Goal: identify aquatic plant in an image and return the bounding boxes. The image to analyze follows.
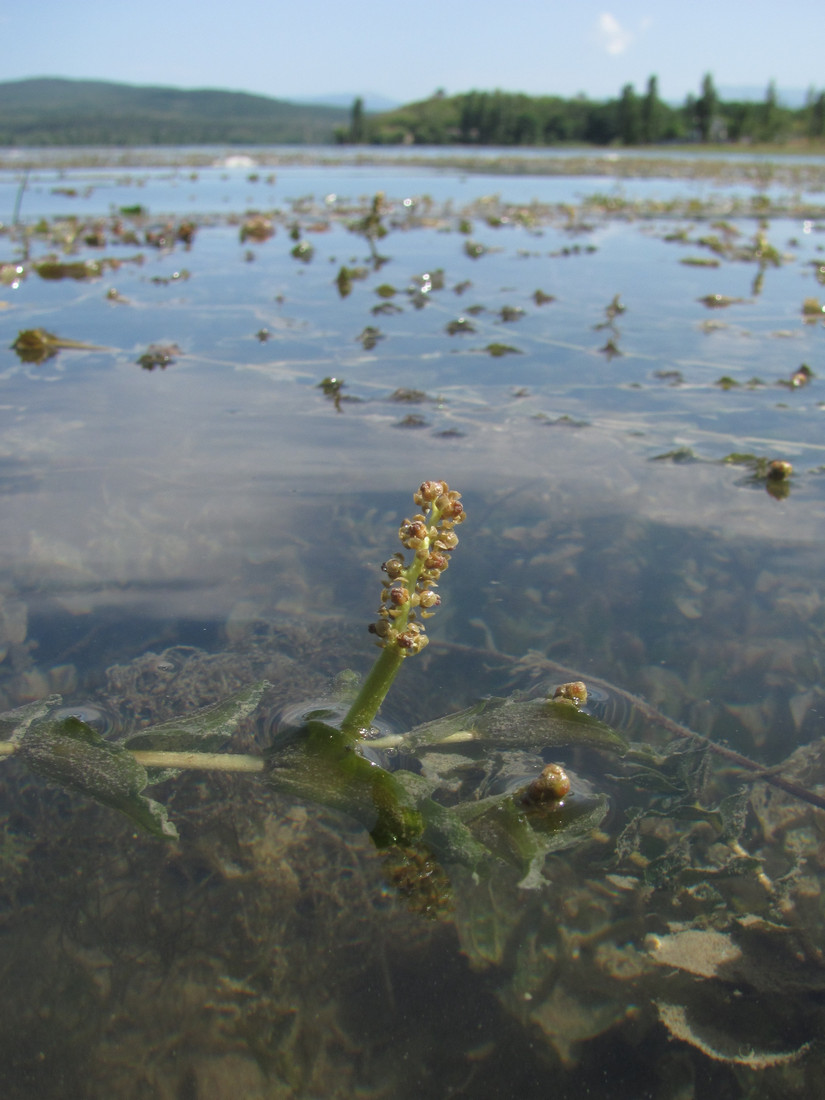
[349,192,389,264]
[0,481,625,886]
[10,328,105,363]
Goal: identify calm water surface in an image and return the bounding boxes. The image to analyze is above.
[1,152,824,1098]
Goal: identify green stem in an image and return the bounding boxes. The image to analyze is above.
[340,644,404,739]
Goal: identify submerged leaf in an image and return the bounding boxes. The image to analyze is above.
[124,681,270,753]
[655,1001,809,1068]
[403,696,627,755]
[18,714,177,839]
[0,694,63,748]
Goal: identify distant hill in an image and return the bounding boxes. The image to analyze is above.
[0,77,350,146]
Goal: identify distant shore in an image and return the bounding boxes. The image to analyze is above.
[2,144,825,189]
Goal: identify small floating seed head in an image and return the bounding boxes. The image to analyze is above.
[371,480,465,657]
[520,763,572,807]
[552,681,589,708]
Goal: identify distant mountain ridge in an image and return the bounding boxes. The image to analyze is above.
[0,77,351,146]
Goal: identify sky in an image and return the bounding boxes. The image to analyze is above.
[1,0,823,106]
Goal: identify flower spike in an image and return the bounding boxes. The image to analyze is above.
[369,481,465,657]
[342,481,466,738]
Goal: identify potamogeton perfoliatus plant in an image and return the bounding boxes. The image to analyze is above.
[340,480,465,737]
[0,481,467,840]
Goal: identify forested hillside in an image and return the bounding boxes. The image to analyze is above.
[4,75,824,148]
[0,78,349,145]
[361,77,825,146]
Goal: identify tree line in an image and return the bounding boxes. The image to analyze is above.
[343,76,825,146]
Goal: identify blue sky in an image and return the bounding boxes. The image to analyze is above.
[1,1,823,105]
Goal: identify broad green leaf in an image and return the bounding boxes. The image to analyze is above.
[455,787,609,888]
[393,770,489,868]
[19,714,178,839]
[124,681,270,752]
[0,694,63,750]
[404,696,627,755]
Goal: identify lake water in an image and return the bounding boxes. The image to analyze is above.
[1,149,825,1098]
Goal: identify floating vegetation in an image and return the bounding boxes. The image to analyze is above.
[680,256,721,267]
[35,258,104,280]
[136,343,180,370]
[801,296,825,321]
[498,305,525,322]
[318,375,344,398]
[538,413,589,428]
[779,363,814,388]
[651,446,699,463]
[239,214,274,243]
[533,288,555,304]
[10,328,104,363]
[291,241,314,262]
[334,264,368,297]
[599,338,622,358]
[0,262,26,287]
[317,375,358,411]
[723,453,795,497]
[483,343,522,357]
[374,283,397,298]
[149,268,189,285]
[464,240,487,259]
[445,317,476,335]
[653,369,684,384]
[356,326,384,350]
[387,388,430,403]
[715,375,740,390]
[594,293,625,329]
[347,191,389,264]
[393,413,429,429]
[698,294,746,308]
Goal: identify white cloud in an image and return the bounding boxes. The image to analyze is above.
[597,13,633,56]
